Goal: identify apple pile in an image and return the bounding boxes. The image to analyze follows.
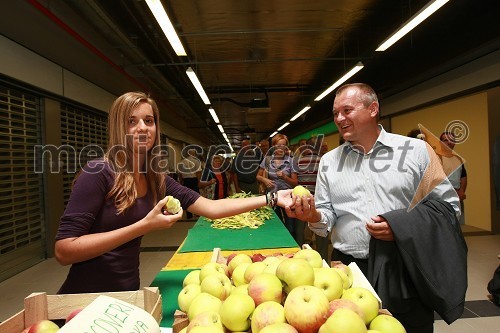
[177,248,406,333]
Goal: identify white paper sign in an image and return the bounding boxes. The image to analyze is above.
[59,295,160,333]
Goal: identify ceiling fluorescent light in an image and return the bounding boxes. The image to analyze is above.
[186,67,211,105]
[145,0,187,56]
[270,131,278,138]
[217,124,224,133]
[277,122,290,131]
[376,0,449,51]
[208,107,220,123]
[314,62,364,101]
[290,105,311,122]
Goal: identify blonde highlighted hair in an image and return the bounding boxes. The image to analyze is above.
[105,92,166,214]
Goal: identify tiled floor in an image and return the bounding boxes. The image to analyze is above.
[0,222,499,333]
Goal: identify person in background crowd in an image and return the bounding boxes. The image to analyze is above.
[231,138,262,194]
[288,83,462,333]
[256,134,301,242]
[199,154,230,200]
[407,128,426,140]
[295,137,329,259]
[55,92,294,295]
[440,131,467,224]
[259,138,270,157]
[178,148,201,219]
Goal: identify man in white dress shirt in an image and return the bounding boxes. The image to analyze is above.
[288,83,460,333]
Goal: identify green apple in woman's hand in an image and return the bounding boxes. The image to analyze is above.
[164,196,181,214]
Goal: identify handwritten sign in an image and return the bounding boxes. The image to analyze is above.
[59,295,160,333]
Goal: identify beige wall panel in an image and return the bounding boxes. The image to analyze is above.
[0,35,63,94]
[391,93,491,231]
[62,70,115,112]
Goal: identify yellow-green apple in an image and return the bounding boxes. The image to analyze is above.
[263,256,282,266]
[231,284,249,295]
[186,310,224,332]
[183,269,201,286]
[262,260,281,275]
[251,301,286,333]
[259,323,298,333]
[187,292,222,321]
[189,326,224,333]
[332,262,354,287]
[333,267,351,289]
[232,262,251,286]
[327,298,365,319]
[200,272,232,300]
[178,328,187,333]
[292,185,311,197]
[313,267,344,301]
[367,331,383,333]
[276,258,315,293]
[199,262,228,282]
[341,287,380,325]
[178,283,202,312]
[248,272,283,305]
[164,195,182,214]
[283,285,330,332]
[369,314,406,333]
[227,253,252,276]
[244,261,267,283]
[65,308,83,323]
[294,248,323,268]
[318,308,367,333]
[219,294,255,332]
[27,320,59,333]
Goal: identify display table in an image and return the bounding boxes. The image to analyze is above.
[150,212,300,327]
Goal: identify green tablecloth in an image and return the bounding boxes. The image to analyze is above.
[150,269,193,328]
[178,212,298,252]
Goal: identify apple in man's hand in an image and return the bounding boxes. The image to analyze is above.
[27,319,59,333]
[292,185,311,197]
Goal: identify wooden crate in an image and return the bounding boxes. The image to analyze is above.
[0,287,162,333]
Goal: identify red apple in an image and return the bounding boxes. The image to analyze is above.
[226,253,238,265]
[252,253,266,262]
[65,308,83,323]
